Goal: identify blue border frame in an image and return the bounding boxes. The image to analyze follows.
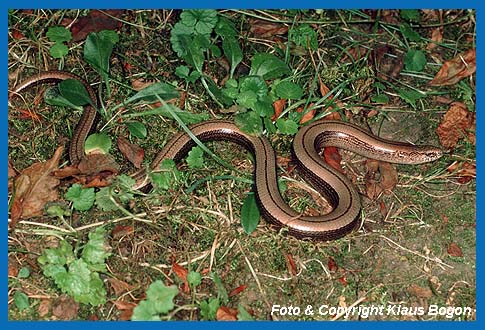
[4,1,480,328]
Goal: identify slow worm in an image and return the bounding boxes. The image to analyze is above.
[10,71,443,240]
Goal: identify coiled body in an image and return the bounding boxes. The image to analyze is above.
[10,71,443,240]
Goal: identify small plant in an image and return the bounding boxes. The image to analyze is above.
[37,227,111,306]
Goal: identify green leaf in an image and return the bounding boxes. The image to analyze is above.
[95,182,134,212]
[199,297,220,320]
[215,16,238,37]
[58,79,95,107]
[37,235,109,306]
[253,95,274,117]
[84,30,119,92]
[18,267,30,279]
[276,118,299,135]
[222,36,243,79]
[289,24,318,50]
[170,21,195,57]
[179,34,205,72]
[175,65,201,83]
[44,87,83,110]
[398,88,426,107]
[46,26,72,43]
[131,300,161,321]
[240,193,260,234]
[275,81,304,100]
[400,9,421,23]
[49,42,69,59]
[187,271,202,288]
[236,90,258,109]
[234,111,263,136]
[124,82,180,105]
[14,291,29,311]
[65,184,96,211]
[146,281,179,315]
[237,304,254,320]
[400,23,421,42]
[126,121,147,139]
[85,132,111,155]
[371,94,389,104]
[211,272,229,304]
[150,159,181,191]
[249,53,291,80]
[404,49,426,71]
[180,10,218,35]
[239,76,268,98]
[186,146,205,169]
[82,227,110,270]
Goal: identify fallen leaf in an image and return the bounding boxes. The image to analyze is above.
[365,160,398,200]
[38,299,51,318]
[436,102,475,149]
[429,49,476,86]
[216,306,238,321]
[340,46,367,63]
[427,27,443,51]
[131,78,156,91]
[71,10,123,41]
[323,147,344,174]
[297,103,316,124]
[11,29,25,40]
[10,147,63,227]
[271,99,286,120]
[117,137,144,169]
[52,294,79,320]
[112,225,135,238]
[112,300,137,320]
[338,277,348,286]
[8,262,18,277]
[447,243,463,257]
[407,284,432,299]
[229,284,248,297]
[328,257,338,272]
[78,153,120,176]
[249,19,288,38]
[108,278,133,296]
[286,254,298,276]
[172,260,189,293]
[370,45,404,80]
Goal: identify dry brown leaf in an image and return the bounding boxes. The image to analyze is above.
[70,10,123,41]
[271,99,287,120]
[429,49,476,86]
[323,147,344,174]
[52,294,79,320]
[436,102,475,149]
[112,300,137,320]
[285,254,298,276]
[365,160,398,200]
[172,260,189,293]
[10,147,63,227]
[447,243,463,257]
[407,284,433,299]
[117,137,144,169]
[229,284,247,297]
[77,153,120,176]
[249,19,288,38]
[216,306,238,321]
[108,278,133,296]
[38,299,52,318]
[370,45,404,80]
[131,78,156,91]
[328,256,338,272]
[297,103,316,124]
[427,27,443,51]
